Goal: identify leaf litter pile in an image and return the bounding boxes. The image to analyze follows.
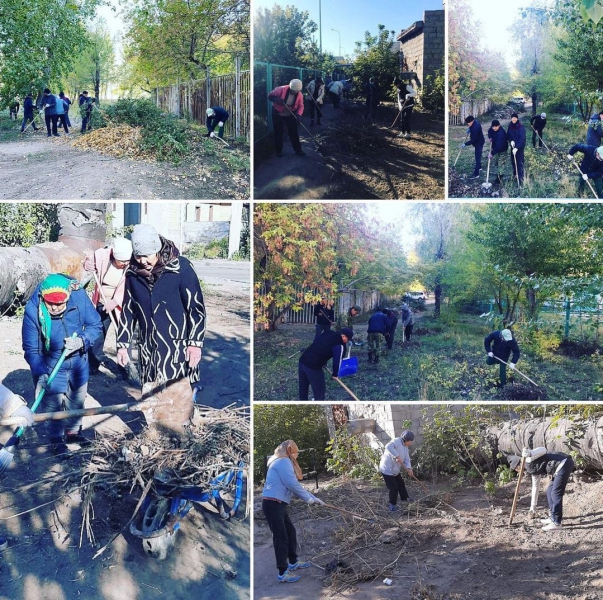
[71,124,151,160]
[71,405,249,549]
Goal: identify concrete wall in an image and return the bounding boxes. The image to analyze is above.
[422,10,445,84]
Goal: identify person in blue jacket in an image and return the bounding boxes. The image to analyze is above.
[484,328,520,386]
[20,93,40,133]
[262,440,325,583]
[567,143,603,196]
[586,112,603,147]
[507,113,526,186]
[463,115,485,179]
[22,274,102,454]
[54,91,69,135]
[298,328,353,400]
[206,106,229,139]
[487,120,508,185]
[41,88,58,137]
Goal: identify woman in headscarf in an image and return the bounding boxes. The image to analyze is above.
[22,274,102,454]
[262,440,325,583]
[116,224,206,387]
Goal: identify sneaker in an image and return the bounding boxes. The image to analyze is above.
[47,134,52,138]
[53,134,60,137]
[288,560,311,571]
[540,517,553,525]
[405,497,415,503]
[404,133,411,139]
[65,432,93,447]
[542,521,562,531]
[388,503,400,512]
[278,570,301,583]
[469,174,480,180]
[0,537,8,551]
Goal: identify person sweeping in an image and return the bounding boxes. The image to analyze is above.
[484,328,520,387]
[262,440,325,583]
[507,448,574,531]
[268,78,305,157]
[379,430,415,512]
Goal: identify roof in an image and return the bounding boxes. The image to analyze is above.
[397,21,424,42]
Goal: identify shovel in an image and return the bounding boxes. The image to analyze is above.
[508,455,526,526]
[571,160,599,199]
[481,142,493,193]
[0,333,76,474]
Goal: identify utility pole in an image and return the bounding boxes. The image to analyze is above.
[319,0,322,53]
[331,28,341,57]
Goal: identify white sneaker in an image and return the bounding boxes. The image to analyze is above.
[542,522,562,531]
[540,517,553,525]
[404,133,410,139]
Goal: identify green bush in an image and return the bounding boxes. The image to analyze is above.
[0,204,59,247]
[184,237,230,260]
[325,429,381,481]
[421,66,445,114]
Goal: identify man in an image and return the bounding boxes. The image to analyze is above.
[298,328,354,400]
[462,115,485,179]
[9,99,20,120]
[397,82,417,140]
[363,77,380,121]
[268,79,305,157]
[335,305,360,358]
[487,120,508,185]
[313,298,334,341]
[567,143,603,196]
[507,113,526,185]
[42,88,58,137]
[586,111,603,146]
[507,447,574,531]
[79,91,93,133]
[379,430,415,511]
[530,112,547,148]
[20,93,39,133]
[484,328,520,386]
[367,307,393,364]
[328,79,345,109]
[206,106,229,139]
[54,90,69,135]
[400,302,414,341]
[59,92,72,128]
[306,77,325,126]
[384,308,398,350]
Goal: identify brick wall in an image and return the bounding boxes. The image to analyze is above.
[422,10,445,84]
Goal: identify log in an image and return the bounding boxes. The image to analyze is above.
[0,204,106,310]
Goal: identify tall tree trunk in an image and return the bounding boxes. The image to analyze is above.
[434,281,442,318]
[0,204,106,310]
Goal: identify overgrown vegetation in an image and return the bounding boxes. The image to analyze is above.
[326,429,381,482]
[0,204,59,246]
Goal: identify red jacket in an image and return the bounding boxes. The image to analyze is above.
[269,85,304,117]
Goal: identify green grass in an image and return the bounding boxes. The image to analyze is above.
[0,111,25,142]
[254,310,603,401]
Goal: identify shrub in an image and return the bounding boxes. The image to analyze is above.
[325,429,381,481]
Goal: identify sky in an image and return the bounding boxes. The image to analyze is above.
[253,0,444,57]
[369,203,421,252]
[95,0,125,63]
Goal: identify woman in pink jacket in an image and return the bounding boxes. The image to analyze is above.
[268,78,305,157]
[83,237,132,373]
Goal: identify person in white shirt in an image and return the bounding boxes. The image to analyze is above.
[508,447,574,531]
[379,430,415,511]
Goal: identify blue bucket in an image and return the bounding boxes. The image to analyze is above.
[338,356,358,378]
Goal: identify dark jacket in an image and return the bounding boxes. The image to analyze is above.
[117,245,206,385]
[42,94,57,116]
[525,452,571,476]
[22,282,102,395]
[314,303,334,327]
[568,144,603,179]
[207,106,229,132]
[364,82,380,106]
[466,120,485,148]
[367,311,393,334]
[507,121,526,150]
[23,97,35,119]
[61,96,72,112]
[586,114,603,147]
[299,330,345,376]
[384,310,398,334]
[487,126,508,155]
[484,331,520,364]
[530,115,547,132]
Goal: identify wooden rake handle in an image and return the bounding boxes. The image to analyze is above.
[571,161,599,199]
[492,356,539,387]
[323,367,360,401]
[321,501,372,521]
[509,455,526,525]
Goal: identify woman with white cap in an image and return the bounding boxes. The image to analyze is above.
[484,328,521,387]
[116,224,206,387]
[262,440,325,583]
[268,78,305,157]
[379,430,415,511]
[83,237,133,373]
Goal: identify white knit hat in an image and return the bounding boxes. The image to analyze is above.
[289,79,303,92]
[112,237,132,261]
[131,224,161,256]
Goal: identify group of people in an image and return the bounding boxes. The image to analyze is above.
[13,224,205,456]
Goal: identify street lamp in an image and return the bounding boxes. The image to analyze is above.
[331,28,341,57]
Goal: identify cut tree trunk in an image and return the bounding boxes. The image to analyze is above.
[0,204,106,310]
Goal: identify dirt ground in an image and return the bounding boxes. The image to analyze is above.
[254,474,603,600]
[254,101,445,200]
[0,129,249,201]
[0,279,250,600]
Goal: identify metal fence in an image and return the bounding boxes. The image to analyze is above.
[154,60,251,140]
[449,98,493,125]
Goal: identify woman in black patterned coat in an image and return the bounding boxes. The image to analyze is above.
[116,224,206,385]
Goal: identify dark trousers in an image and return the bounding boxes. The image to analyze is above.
[82,115,91,132]
[386,323,397,349]
[473,143,484,176]
[578,175,603,196]
[511,147,525,184]
[298,362,326,400]
[329,92,340,108]
[309,100,322,122]
[404,323,414,341]
[314,323,331,341]
[486,355,507,385]
[272,110,301,153]
[57,114,69,133]
[89,304,112,369]
[45,114,58,136]
[364,99,377,119]
[546,457,574,525]
[262,499,298,574]
[381,472,409,505]
[401,106,414,134]
[21,116,38,132]
[532,129,544,147]
[65,111,72,128]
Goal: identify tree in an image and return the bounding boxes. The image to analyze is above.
[352,25,399,95]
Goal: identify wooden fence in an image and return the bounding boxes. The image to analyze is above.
[154,63,251,140]
[449,98,493,126]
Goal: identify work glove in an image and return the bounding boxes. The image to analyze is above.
[272,97,285,105]
[36,373,49,390]
[460,143,466,149]
[210,132,216,138]
[488,152,493,160]
[522,448,532,458]
[488,352,494,358]
[512,148,518,155]
[185,345,202,369]
[308,495,325,506]
[511,141,515,148]
[11,405,34,427]
[582,173,588,181]
[64,335,84,356]
[117,348,130,367]
[218,121,224,127]
[102,298,118,313]
[509,362,516,370]
[567,154,574,161]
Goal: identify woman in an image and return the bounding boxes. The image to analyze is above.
[307,77,325,126]
[262,440,325,583]
[379,430,415,511]
[22,274,102,454]
[116,224,205,386]
[268,79,305,157]
[83,237,132,372]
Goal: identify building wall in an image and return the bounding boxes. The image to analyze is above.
[399,31,424,85]
[422,10,445,84]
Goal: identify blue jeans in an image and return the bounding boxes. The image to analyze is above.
[36,380,87,438]
[546,457,574,524]
[20,116,38,132]
[298,362,326,400]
